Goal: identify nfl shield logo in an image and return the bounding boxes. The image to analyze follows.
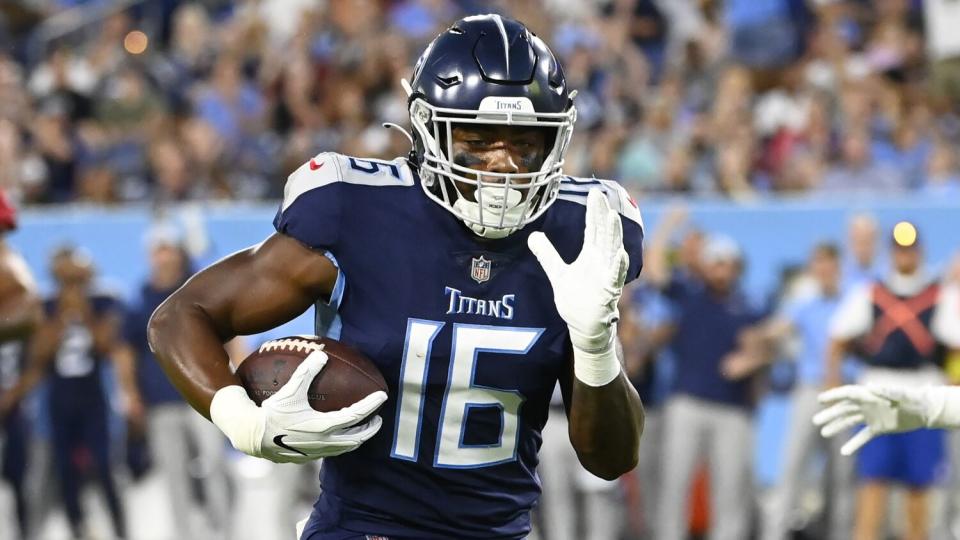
[470,256,492,284]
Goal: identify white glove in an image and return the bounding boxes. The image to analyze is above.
[813,385,960,456]
[210,349,387,464]
[528,188,629,387]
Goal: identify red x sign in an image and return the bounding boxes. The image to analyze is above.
[865,283,940,356]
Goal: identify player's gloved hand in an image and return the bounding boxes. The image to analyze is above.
[813,385,960,456]
[210,349,387,464]
[528,188,628,387]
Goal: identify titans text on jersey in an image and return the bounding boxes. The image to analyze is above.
[444,287,515,319]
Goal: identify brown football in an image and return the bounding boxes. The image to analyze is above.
[236,335,388,412]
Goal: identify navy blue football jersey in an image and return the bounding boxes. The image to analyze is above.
[274,153,644,539]
[43,293,120,411]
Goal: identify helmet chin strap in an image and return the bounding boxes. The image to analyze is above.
[452,186,525,239]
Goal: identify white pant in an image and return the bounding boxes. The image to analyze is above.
[935,429,960,539]
[148,403,232,540]
[656,395,754,540]
[762,384,854,540]
[535,407,621,540]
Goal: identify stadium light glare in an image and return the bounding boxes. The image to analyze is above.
[893,221,918,247]
[124,31,148,55]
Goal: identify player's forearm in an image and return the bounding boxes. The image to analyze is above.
[740,326,772,363]
[568,373,644,480]
[112,344,143,405]
[762,318,794,344]
[824,339,847,388]
[643,208,685,287]
[147,296,240,419]
[643,236,671,288]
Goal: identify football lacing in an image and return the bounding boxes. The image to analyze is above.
[257,338,325,355]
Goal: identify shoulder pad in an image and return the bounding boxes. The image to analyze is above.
[282,153,415,212]
[558,176,644,230]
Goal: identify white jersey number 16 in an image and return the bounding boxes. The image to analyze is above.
[390,319,543,468]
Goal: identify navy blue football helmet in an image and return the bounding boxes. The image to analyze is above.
[405,14,577,238]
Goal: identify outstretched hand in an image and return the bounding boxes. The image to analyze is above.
[528,189,629,354]
[813,385,929,456]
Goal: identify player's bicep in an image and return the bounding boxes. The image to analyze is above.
[178,233,338,338]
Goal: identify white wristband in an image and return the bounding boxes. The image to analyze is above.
[573,336,621,387]
[924,386,960,429]
[210,385,264,457]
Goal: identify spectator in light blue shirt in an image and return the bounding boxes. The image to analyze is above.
[761,243,856,540]
[920,143,960,196]
[194,54,265,151]
[820,130,909,193]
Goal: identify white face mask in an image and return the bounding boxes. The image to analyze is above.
[407,94,577,239]
[452,186,525,239]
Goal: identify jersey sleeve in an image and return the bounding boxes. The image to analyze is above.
[932,283,960,348]
[555,177,644,282]
[603,180,645,283]
[622,217,644,284]
[829,283,873,340]
[122,302,145,347]
[273,152,344,252]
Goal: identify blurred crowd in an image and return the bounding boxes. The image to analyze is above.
[0,0,960,205]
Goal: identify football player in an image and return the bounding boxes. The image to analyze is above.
[149,15,645,539]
